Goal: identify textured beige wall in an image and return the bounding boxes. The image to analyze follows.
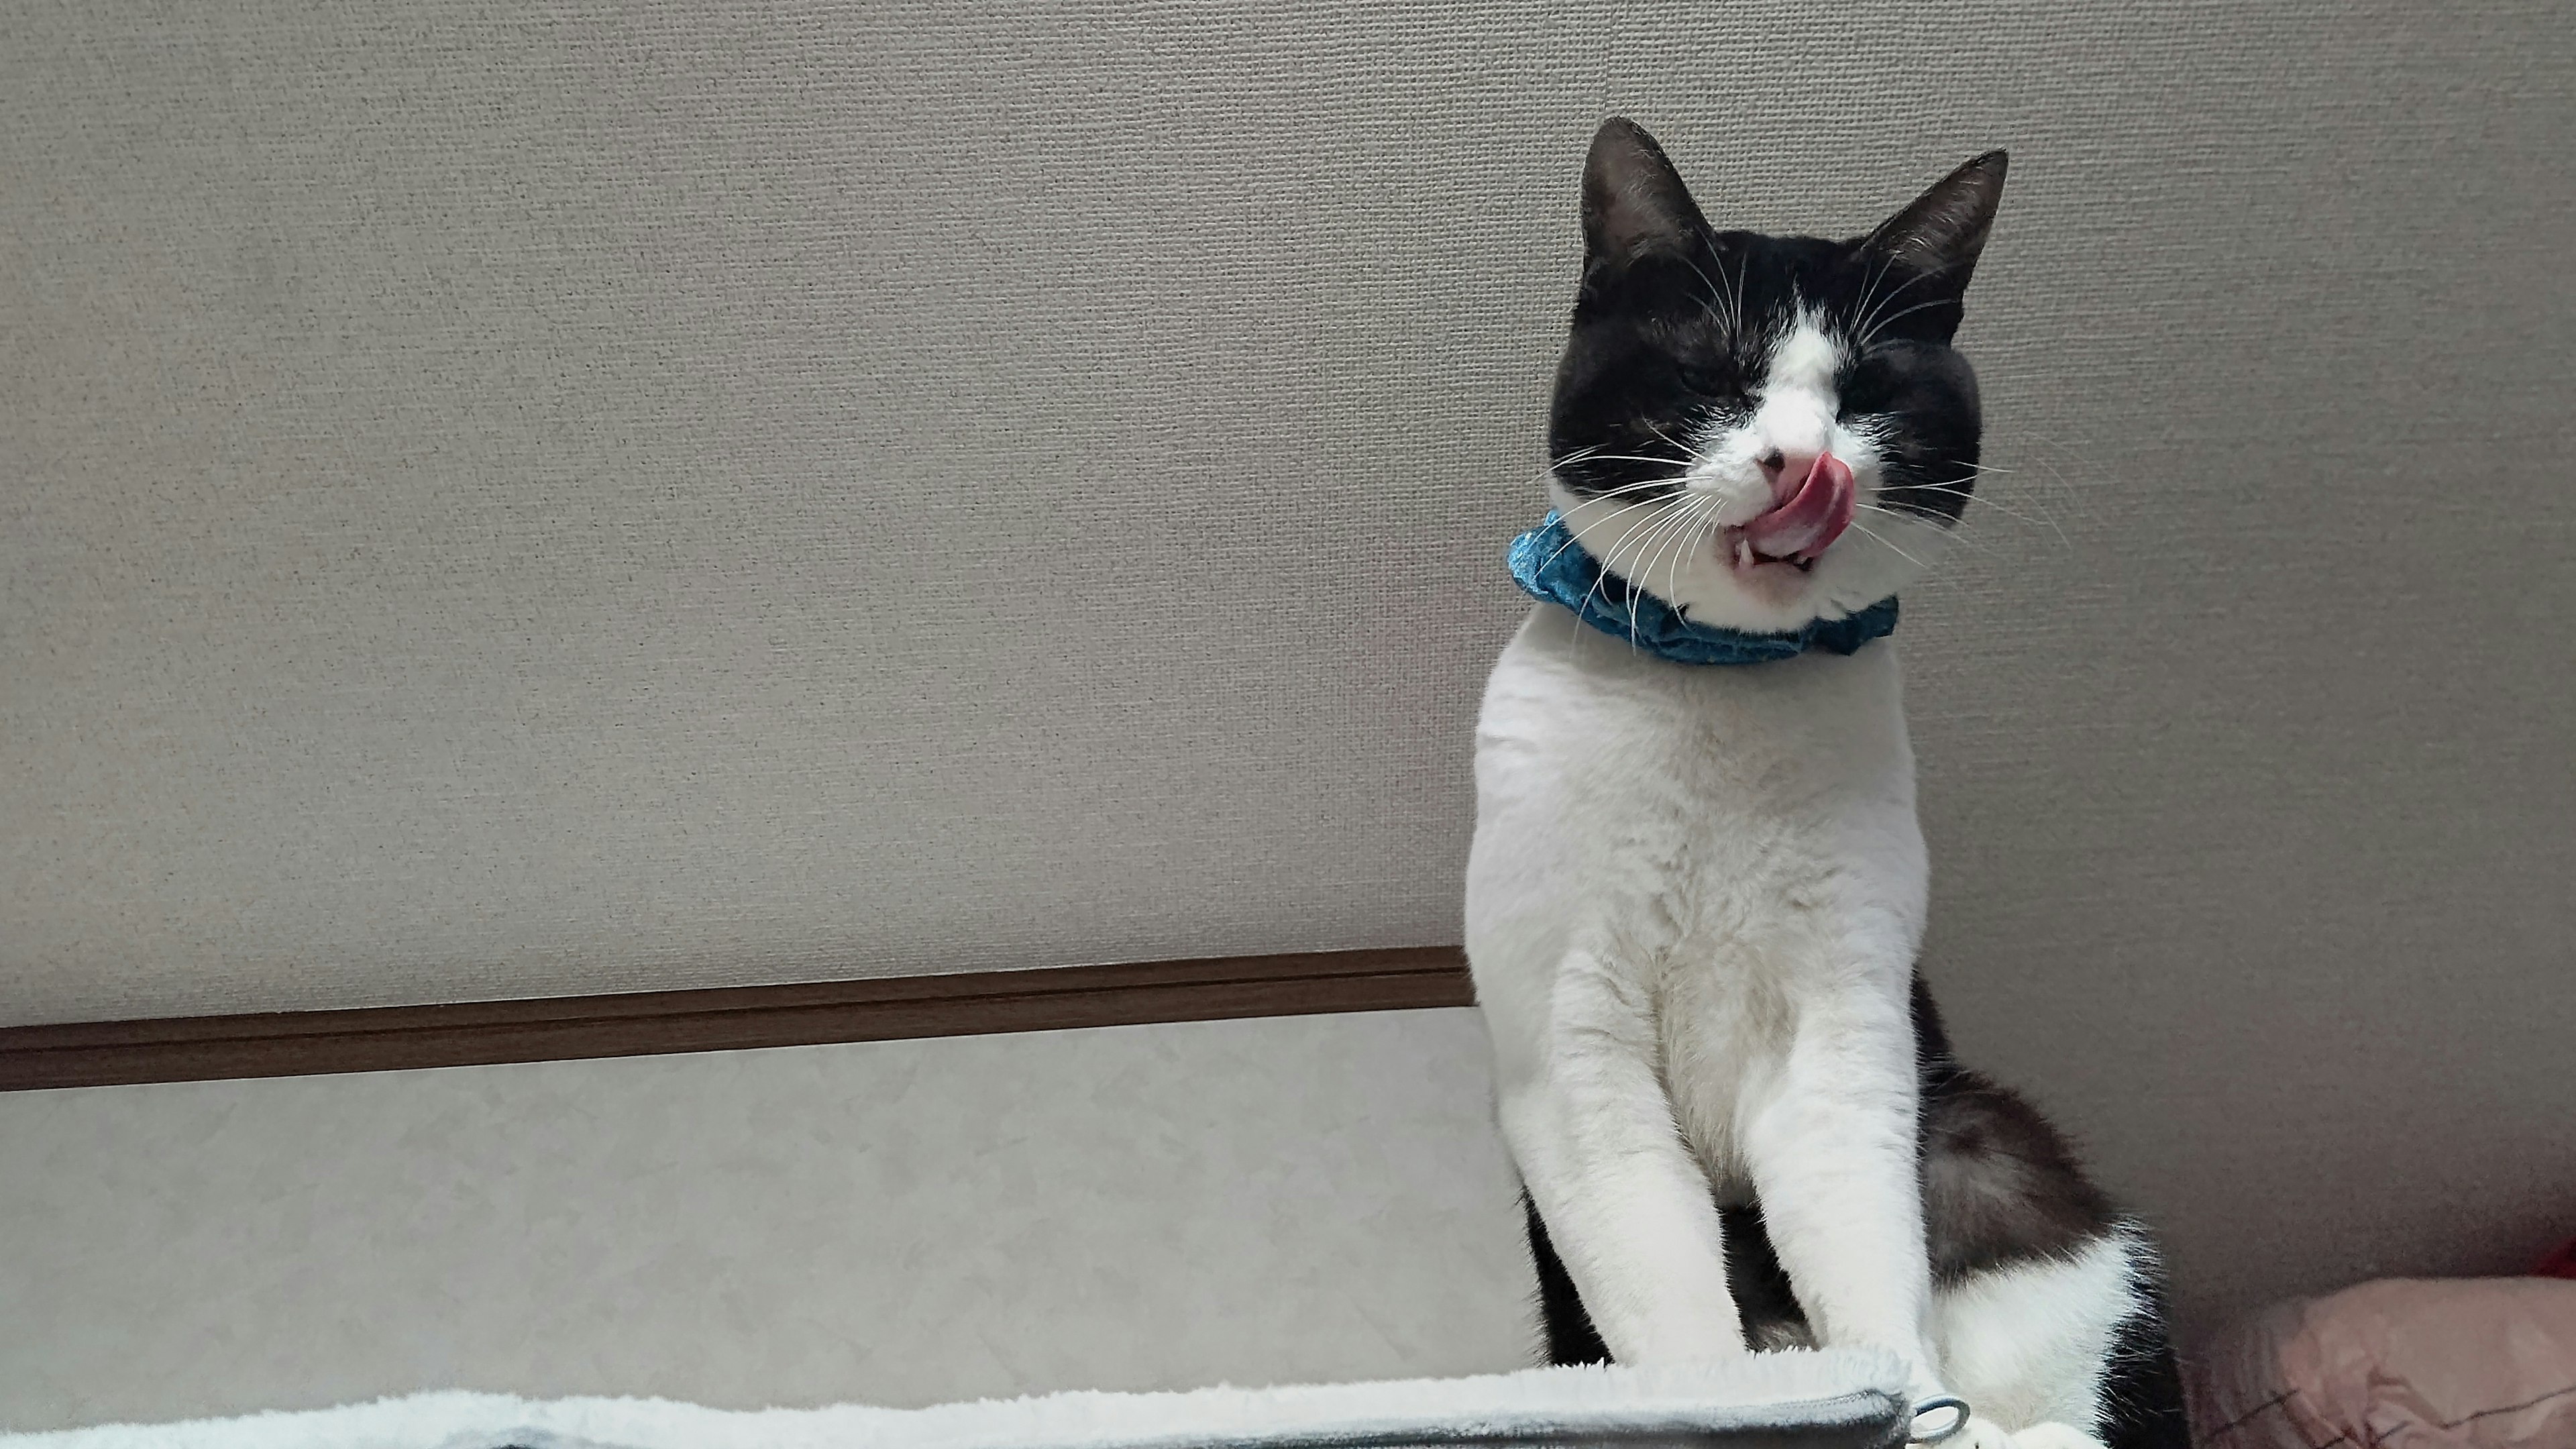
[0,1011,1534,1432]
[5,0,2572,1347]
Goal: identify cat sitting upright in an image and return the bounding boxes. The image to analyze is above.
[1463,119,2188,1449]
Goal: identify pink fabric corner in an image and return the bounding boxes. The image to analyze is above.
[2190,1278,2576,1448]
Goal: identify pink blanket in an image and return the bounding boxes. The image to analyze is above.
[2188,1278,2576,1448]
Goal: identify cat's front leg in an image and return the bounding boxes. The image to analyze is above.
[1737,977,1945,1395]
[1496,949,1748,1362]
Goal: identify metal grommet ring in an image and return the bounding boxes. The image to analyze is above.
[1909,1395,1972,1445]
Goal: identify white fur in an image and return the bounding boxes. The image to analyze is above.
[1933,1231,2157,1442]
[1468,615,1935,1375]
[1468,325,2136,1448]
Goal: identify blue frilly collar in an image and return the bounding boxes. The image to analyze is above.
[1507,512,1899,665]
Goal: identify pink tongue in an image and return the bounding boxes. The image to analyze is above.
[1745,452,1856,559]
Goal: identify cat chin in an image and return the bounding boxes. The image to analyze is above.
[1550,481,1948,635]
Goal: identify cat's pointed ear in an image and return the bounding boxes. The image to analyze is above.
[1582,118,1708,262]
[1861,150,2008,278]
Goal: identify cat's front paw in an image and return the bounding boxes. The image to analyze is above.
[1937,1417,2016,1449]
[1933,1417,2104,1449]
[2000,1424,2106,1449]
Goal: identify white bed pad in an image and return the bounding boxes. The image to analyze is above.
[6,1350,1924,1449]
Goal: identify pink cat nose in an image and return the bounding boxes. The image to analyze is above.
[1759,448,1821,506]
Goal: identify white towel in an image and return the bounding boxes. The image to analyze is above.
[7,1350,1916,1449]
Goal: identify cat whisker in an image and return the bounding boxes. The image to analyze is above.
[1842,517,1931,572]
[1855,501,1998,557]
[1583,496,1709,654]
[1554,476,1699,510]
[1719,246,1750,338]
[1856,294,1957,351]
[1648,494,1710,621]
[1544,493,1714,584]
[1568,505,1673,655]
[1896,476,2071,544]
[1846,254,1911,350]
[1850,266,1943,352]
[1674,253,1743,341]
[1625,498,1717,648]
[1990,431,2105,506]
[1541,501,1661,574]
[1655,494,1719,612]
[1882,486,2053,530]
[1556,452,1699,469]
[1621,500,1701,641]
[1642,419,1704,460]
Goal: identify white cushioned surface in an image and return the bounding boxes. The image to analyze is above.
[0,1356,1913,1449]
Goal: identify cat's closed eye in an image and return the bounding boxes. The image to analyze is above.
[1833,357,1889,420]
[1673,357,1741,398]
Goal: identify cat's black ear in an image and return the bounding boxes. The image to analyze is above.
[1861,150,2008,278]
[1582,118,1708,262]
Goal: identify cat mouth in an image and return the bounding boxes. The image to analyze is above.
[1725,453,1856,576]
[1725,538,1818,573]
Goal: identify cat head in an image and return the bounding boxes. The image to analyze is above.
[1547,119,2006,634]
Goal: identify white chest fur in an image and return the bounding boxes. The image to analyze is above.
[1465,602,1929,1159]
[1464,602,1937,1371]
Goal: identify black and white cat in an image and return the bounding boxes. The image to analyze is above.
[1464,120,2189,1449]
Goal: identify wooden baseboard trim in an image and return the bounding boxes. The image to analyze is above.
[0,947,1474,1091]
